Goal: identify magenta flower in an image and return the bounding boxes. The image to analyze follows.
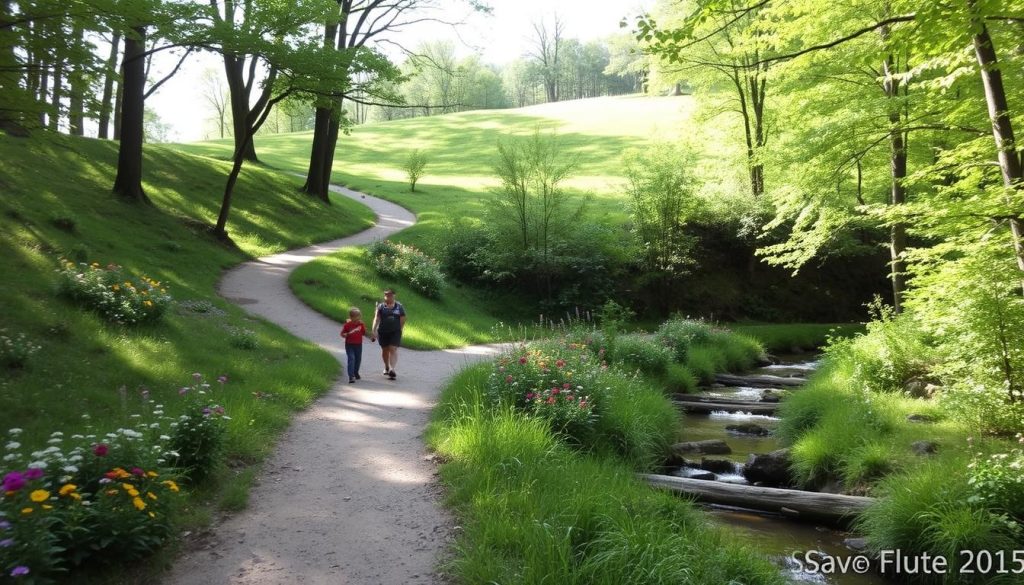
[526,393,535,400]
[10,566,29,577]
[93,443,109,457]
[217,375,228,384]
[23,468,43,481]
[518,357,527,365]
[2,471,26,492]
[131,467,145,477]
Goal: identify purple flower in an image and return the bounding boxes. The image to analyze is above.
[0,520,10,530]
[24,468,43,481]
[217,375,228,384]
[202,407,211,417]
[192,372,202,381]
[179,387,189,396]
[0,539,13,548]
[2,471,26,492]
[131,467,145,477]
[93,443,109,457]
[10,566,29,577]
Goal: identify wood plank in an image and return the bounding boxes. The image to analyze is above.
[714,373,806,388]
[640,473,874,526]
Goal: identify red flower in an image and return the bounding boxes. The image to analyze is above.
[104,471,118,480]
[93,444,109,457]
[556,359,566,368]
[518,357,528,365]
[562,383,571,389]
[546,396,556,404]
[506,375,514,383]
[552,388,560,395]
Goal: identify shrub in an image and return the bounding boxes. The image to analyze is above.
[608,333,672,376]
[0,330,40,369]
[403,149,428,192]
[656,317,714,362]
[367,240,445,298]
[169,374,231,483]
[56,260,173,325]
[484,341,604,443]
[435,217,488,282]
[226,326,259,350]
[967,435,1024,524]
[941,383,1024,436]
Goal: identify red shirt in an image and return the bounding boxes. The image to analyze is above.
[341,321,366,344]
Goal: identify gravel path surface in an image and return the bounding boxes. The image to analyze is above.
[161,185,501,585]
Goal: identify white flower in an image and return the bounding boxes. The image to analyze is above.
[43,446,60,454]
[153,411,164,416]
[71,435,84,440]
[159,435,171,441]
[98,478,112,484]
[27,461,47,469]
[129,414,141,419]
[60,475,72,483]
[149,423,160,429]
[50,432,63,438]
[68,455,83,463]
[47,438,62,445]
[3,454,18,462]
[7,428,22,435]
[5,442,20,450]
[62,465,78,473]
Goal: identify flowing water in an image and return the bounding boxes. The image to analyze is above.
[674,356,889,585]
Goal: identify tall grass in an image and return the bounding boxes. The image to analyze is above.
[428,363,785,585]
[728,322,864,352]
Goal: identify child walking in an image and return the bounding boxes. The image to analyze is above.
[340,307,367,383]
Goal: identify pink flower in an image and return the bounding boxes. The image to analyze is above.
[546,396,556,404]
[131,467,145,477]
[519,357,528,365]
[93,444,109,457]
[566,395,574,401]
[562,383,571,389]
[556,359,566,368]
[23,468,43,481]
[2,472,26,492]
[526,393,535,400]
[506,375,514,383]
[552,388,560,395]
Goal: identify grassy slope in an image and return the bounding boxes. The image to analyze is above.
[174,95,696,250]
[0,132,374,473]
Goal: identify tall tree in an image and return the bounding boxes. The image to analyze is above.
[528,14,565,103]
[111,25,149,202]
[97,31,120,139]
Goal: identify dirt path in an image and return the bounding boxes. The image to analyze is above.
[161,185,501,585]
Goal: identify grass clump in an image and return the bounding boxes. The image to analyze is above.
[428,360,785,585]
[367,239,445,298]
[608,333,673,377]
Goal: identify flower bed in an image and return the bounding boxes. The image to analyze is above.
[0,374,228,580]
[56,260,173,325]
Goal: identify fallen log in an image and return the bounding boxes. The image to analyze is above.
[673,394,772,406]
[674,401,779,415]
[640,473,873,526]
[714,373,805,388]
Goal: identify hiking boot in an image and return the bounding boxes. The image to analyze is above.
[349,377,355,383]
[388,370,397,380]
[355,373,361,380]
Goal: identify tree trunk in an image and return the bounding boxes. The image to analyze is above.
[67,25,85,136]
[223,54,258,162]
[112,27,150,204]
[969,6,1024,279]
[0,0,27,135]
[36,57,48,128]
[49,45,64,132]
[301,17,340,202]
[881,23,908,312]
[98,32,121,139]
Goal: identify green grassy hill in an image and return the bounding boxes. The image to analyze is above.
[174,95,697,250]
[0,132,373,472]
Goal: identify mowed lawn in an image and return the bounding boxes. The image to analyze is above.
[172,95,697,250]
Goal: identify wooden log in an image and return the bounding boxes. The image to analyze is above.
[640,473,874,526]
[673,394,771,406]
[674,401,779,415]
[714,373,806,388]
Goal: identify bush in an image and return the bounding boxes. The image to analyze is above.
[367,240,445,298]
[608,333,672,376]
[0,330,40,369]
[656,318,714,362]
[435,217,489,282]
[226,326,259,350]
[665,363,698,393]
[403,149,428,192]
[967,435,1024,524]
[56,260,173,325]
[941,383,1024,436]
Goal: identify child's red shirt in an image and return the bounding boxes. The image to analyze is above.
[341,321,366,344]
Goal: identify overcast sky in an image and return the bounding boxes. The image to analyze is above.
[147,0,652,142]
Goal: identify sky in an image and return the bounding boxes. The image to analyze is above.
[147,0,652,142]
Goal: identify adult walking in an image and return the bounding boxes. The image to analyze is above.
[371,288,405,380]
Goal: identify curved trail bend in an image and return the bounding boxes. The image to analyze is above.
[162,184,502,585]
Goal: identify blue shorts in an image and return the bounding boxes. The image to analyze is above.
[379,330,402,348]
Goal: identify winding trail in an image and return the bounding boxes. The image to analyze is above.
[162,185,502,585]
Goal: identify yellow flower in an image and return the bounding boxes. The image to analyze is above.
[127,488,140,498]
[143,300,153,307]
[42,504,53,510]
[149,512,156,518]
[146,471,158,478]
[121,483,135,491]
[29,489,50,503]
[146,492,157,501]
[90,262,99,268]
[112,284,120,291]
[161,480,180,493]
[132,497,146,511]
[59,484,77,497]
[21,507,33,515]
[69,493,82,501]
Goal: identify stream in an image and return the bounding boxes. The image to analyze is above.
[672,356,887,585]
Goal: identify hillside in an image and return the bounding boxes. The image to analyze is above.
[173,95,699,249]
[0,132,374,465]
